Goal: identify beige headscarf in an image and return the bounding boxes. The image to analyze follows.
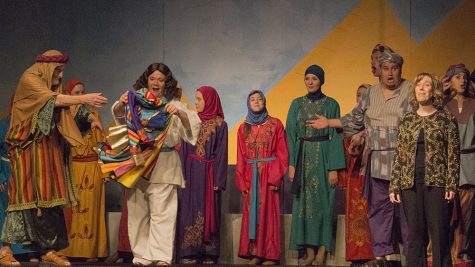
[10,50,84,146]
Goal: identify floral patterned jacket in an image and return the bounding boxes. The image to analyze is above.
[389,109,460,193]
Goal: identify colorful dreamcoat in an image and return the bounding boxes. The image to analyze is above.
[97,88,172,188]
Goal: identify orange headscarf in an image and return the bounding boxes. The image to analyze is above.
[10,50,84,146]
[64,79,83,95]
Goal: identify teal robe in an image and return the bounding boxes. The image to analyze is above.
[286,95,345,251]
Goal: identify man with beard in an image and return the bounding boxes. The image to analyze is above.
[0,50,107,266]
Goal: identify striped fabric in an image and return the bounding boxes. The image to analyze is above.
[98,88,171,188]
[340,80,412,180]
[7,120,70,211]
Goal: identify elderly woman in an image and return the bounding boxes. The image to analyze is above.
[389,72,459,267]
[287,65,346,265]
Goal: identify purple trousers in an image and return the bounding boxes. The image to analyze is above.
[367,177,408,257]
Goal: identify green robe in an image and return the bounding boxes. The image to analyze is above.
[286,95,345,251]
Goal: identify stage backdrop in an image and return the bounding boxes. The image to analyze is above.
[0,0,474,163]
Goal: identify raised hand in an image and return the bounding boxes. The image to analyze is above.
[165,103,178,114]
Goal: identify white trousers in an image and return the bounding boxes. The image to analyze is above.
[128,179,178,265]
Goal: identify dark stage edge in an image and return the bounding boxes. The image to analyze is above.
[6,264,349,267]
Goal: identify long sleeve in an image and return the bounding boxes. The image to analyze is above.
[163,100,201,147]
[389,116,406,194]
[173,100,201,146]
[236,124,248,192]
[286,99,298,167]
[178,141,189,181]
[268,120,289,186]
[340,87,370,137]
[111,101,126,125]
[446,114,460,192]
[327,101,346,171]
[214,122,228,190]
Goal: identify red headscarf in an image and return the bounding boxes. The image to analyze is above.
[197,86,224,122]
[64,79,83,95]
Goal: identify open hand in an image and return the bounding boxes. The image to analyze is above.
[306,114,329,129]
[84,93,108,108]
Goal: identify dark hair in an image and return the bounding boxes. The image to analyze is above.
[133,63,181,100]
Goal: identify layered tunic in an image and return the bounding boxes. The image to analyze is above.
[446,98,475,260]
[236,117,288,260]
[287,94,345,251]
[0,118,30,254]
[340,80,412,181]
[446,98,475,187]
[1,56,84,251]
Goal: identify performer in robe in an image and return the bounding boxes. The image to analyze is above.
[287,65,346,265]
[58,80,108,260]
[341,44,396,266]
[307,52,412,267]
[110,63,200,266]
[236,90,288,265]
[0,114,35,262]
[444,64,475,264]
[0,50,107,266]
[338,84,374,266]
[177,86,228,264]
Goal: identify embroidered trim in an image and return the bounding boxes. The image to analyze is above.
[181,211,205,249]
[195,117,223,157]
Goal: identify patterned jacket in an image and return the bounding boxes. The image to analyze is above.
[389,109,460,193]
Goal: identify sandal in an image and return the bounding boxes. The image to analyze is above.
[181,258,198,264]
[41,251,71,266]
[0,249,20,266]
[202,258,216,264]
[156,260,170,266]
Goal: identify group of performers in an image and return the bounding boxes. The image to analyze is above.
[0,45,473,267]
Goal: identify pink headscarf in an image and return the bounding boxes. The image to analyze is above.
[196,86,224,122]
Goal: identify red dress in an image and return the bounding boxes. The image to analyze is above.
[236,117,288,260]
[338,135,373,261]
